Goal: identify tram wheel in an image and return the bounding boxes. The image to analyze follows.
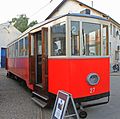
[78,110,87,118]
[6,72,12,78]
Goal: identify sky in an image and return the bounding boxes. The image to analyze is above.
[0,0,119,24]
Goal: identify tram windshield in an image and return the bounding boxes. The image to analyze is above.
[71,21,80,56]
[51,22,66,56]
[82,22,101,56]
[50,17,109,57]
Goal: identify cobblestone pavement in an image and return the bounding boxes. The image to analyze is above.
[0,68,120,119]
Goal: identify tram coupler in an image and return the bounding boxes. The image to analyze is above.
[76,103,87,118]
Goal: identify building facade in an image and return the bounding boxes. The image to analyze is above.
[0,22,21,67]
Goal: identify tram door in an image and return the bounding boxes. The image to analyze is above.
[36,28,48,90]
[42,28,48,90]
[29,33,36,84]
[36,32,42,84]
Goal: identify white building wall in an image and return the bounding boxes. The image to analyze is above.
[50,0,103,18]
[109,23,120,71]
[0,22,21,67]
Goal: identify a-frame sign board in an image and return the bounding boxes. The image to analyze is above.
[51,90,79,119]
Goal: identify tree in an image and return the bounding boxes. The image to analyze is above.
[28,20,38,28]
[11,14,38,33]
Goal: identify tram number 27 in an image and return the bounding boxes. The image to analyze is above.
[90,87,95,94]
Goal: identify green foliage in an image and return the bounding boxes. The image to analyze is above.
[11,14,38,33]
[28,20,38,28]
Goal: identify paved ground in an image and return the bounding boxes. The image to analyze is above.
[0,69,52,119]
[0,68,120,119]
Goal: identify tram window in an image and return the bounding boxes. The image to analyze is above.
[19,39,24,56]
[51,22,66,56]
[31,35,34,56]
[82,22,101,56]
[25,37,28,56]
[37,32,42,55]
[8,47,10,58]
[103,25,109,55]
[7,48,9,58]
[15,42,18,57]
[11,44,15,58]
[44,31,48,55]
[10,46,12,58]
[9,46,12,58]
[71,21,80,56]
[9,48,11,58]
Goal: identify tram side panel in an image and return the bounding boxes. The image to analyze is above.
[7,57,33,89]
[48,59,70,93]
[48,57,110,100]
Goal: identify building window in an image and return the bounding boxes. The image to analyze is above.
[110,24,112,35]
[109,42,111,56]
[82,22,101,56]
[19,39,24,56]
[113,25,116,38]
[51,22,66,56]
[115,51,119,60]
[71,21,80,56]
[117,46,120,51]
[119,30,120,40]
[25,37,28,56]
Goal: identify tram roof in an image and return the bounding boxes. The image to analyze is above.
[67,13,108,21]
[8,13,108,46]
[30,13,108,33]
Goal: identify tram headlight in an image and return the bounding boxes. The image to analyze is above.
[87,73,100,86]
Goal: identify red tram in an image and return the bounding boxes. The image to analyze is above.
[6,13,110,117]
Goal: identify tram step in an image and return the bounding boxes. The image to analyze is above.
[31,97,47,108]
[32,91,49,101]
[35,84,43,89]
[34,84,43,93]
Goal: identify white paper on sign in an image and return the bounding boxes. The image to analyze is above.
[54,98,65,119]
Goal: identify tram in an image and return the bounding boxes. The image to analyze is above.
[6,13,110,117]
